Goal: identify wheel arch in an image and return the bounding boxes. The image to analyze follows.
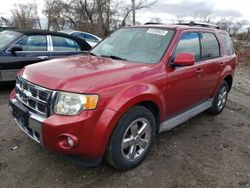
[223,74,233,91]
[136,101,161,134]
[92,84,165,158]
[212,69,234,97]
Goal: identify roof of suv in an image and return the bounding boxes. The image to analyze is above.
[135,22,227,34]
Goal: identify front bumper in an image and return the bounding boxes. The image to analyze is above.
[10,98,45,144]
[9,97,119,166]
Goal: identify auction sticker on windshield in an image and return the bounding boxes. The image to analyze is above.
[147,28,168,36]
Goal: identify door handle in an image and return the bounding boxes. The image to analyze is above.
[195,67,204,73]
[37,56,49,60]
[219,62,226,67]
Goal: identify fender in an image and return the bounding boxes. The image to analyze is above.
[106,83,165,121]
[211,64,234,97]
[9,89,16,100]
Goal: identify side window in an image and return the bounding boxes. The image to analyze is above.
[15,35,47,51]
[219,33,234,55]
[175,32,200,61]
[51,36,81,52]
[201,33,220,59]
[83,34,99,43]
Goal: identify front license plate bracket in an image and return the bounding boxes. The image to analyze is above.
[11,101,29,127]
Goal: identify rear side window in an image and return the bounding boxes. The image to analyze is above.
[51,36,81,52]
[175,32,200,61]
[219,33,234,55]
[200,33,220,59]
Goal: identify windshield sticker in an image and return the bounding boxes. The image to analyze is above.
[147,28,168,36]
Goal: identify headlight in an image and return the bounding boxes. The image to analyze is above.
[54,92,99,115]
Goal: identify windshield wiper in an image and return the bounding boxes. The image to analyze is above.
[101,55,127,61]
[88,52,97,56]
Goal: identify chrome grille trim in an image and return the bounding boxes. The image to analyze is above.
[15,76,52,117]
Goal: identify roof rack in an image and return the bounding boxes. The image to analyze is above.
[144,21,220,29]
[177,21,220,29]
[144,22,163,25]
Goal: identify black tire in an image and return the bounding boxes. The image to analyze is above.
[208,81,229,115]
[105,105,156,170]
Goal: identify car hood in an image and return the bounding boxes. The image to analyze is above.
[21,55,153,93]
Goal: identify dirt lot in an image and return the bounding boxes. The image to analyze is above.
[0,65,250,188]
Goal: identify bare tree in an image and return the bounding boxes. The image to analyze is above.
[176,15,186,24]
[217,19,247,36]
[0,17,12,26]
[43,0,74,31]
[150,17,162,23]
[11,3,41,29]
[43,0,112,35]
[132,0,136,25]
[192,9,213,23]
[121,0,157,26]
[42,0,157,36]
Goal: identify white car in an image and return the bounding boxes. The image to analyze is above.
[60,30,102,47]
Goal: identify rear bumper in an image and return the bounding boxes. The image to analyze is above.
[9,97,119,166]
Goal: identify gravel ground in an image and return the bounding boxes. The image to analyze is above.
[0,65,249,188]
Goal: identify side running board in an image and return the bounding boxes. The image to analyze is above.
[159,99,213,133]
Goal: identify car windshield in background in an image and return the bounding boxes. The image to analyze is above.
[91,28,175,64]
[0,30,21,50]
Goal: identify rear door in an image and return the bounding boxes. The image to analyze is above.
[49,35,83,58]
[198,32,224,98]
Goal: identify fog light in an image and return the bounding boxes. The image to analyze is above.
[57,134,79,149]
[67,137,74,147]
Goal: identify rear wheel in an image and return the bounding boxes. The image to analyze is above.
[105,106,156,170]
[208,81,229,115]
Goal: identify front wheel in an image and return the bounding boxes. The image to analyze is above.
[208,81,229,115]
[105,106,156,170]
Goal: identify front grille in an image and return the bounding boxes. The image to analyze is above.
[15,76,53,117]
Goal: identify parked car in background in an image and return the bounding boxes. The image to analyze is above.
[9,22,236,170]
[0,29,91,82]
[60,30,102,47]
[0,26,15,32]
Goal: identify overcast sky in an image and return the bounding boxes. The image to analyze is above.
[0,0,250,24]
[137,0,250,23]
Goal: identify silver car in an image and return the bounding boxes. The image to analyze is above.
[60,30,102,47]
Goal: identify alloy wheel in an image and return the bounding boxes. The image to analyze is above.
[121,118,152,161]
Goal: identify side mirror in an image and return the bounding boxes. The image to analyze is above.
[173,53,195,67]
[10,45,23,55]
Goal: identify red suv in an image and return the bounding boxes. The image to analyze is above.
[9,23,236,170]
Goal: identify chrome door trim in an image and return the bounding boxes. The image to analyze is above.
[47,35,53,51]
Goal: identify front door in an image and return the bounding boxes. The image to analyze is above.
[0,35,50,81]
[165,32,206,118]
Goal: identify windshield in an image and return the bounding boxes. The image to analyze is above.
[91,27,175,64]
[0,30,21,50]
